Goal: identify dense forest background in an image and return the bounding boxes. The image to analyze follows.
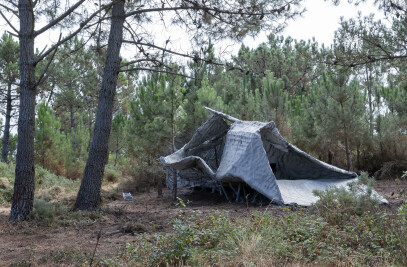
[1,31,406,183]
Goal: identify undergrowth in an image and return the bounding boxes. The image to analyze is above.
[94,205,407,266]
[0,163,80,205]
[94,174,407,267]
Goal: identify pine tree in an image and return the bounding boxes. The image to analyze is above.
[110,112,127,167]
[34,102,65,175]
[0,33,19,163]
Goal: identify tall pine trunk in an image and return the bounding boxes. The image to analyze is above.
[9,0,36,221]
[74,0,125,210]
[1,83,13,163]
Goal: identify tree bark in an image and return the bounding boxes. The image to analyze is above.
[1,83,13,163]
[365,66,374,136]
[9,0,36,221]
[74,0,125,211]
[340,103,352,171]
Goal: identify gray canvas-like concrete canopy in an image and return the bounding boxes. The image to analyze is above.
[159,108,386,206]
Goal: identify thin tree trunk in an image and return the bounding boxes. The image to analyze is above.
[172,169,177,201]
[74,0,125,211]
[1,83,13,163]
[114,135,119,167]
[356,141,361,170]
[70,103,77,154]
[171,83,177,201]
[377,114,384,159]
[157,174,163,197]
[340,103,352,171]
[328,150,333,165]
[10,0,36,221]
[365,66,374,136]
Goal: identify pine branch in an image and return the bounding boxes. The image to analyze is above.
[0,3,18,16]
[34,0,87,37]
[119,67,198,80]
[6,30,18,38]
[36,33,61,87]
[33,3,113,64]
[125,1,291,18]
[0,9,19,34]
[119,59,161,68]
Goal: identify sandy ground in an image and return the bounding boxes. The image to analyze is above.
[0,180,406,266]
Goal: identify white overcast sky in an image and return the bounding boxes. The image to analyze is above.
[242,0,383,50]
[120,0,384,60]
[0,0,384,58]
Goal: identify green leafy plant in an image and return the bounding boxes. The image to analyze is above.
[31,199,66,226]
[127,211,233,266]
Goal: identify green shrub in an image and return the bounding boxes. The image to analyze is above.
[65,160,85,180]
[104,165,120,183]
[0,181,13,204]
[0,162,15,204]
[35,166,79,193]
[127,211,233,266]
[312,171,380,226]
[31,199,66,226]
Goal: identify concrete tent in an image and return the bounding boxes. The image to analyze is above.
[159,108,385,206]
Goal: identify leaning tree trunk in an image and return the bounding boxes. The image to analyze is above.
[74,0,125,211]
[1,83,13,163]
[9,0,36,221]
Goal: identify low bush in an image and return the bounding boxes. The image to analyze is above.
[375,160,407,180]
[104,165,120,183]
[0,162,14,204]
[311,172,380,226]
[118,164,163,193]
[0,179,13,204]
[126,210,233,266]
[35,166,79,193]
[31,199,67,226]
[65,160,85,180]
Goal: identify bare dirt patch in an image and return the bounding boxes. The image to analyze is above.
[0,180,404,266]
[0,188,280,266]
[374,179,407,205]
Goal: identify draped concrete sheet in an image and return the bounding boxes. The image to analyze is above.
[159,108,385,206]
